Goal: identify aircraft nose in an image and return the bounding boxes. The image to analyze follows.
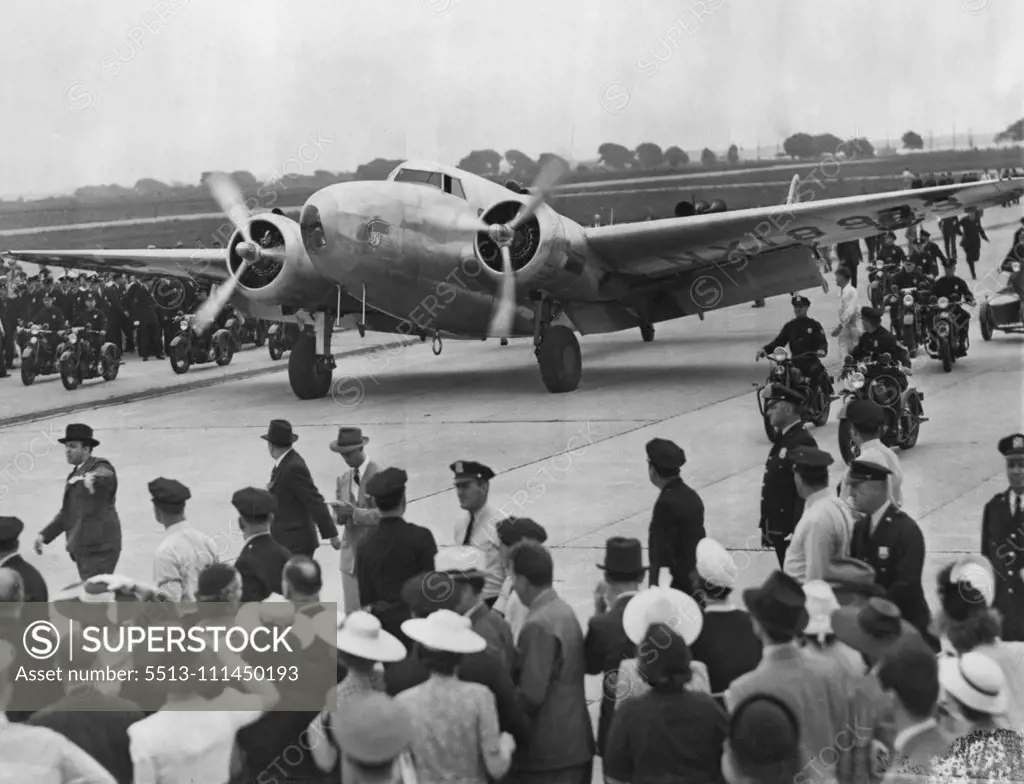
[301,188,379,262]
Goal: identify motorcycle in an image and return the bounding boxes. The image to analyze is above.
[884,285,925,357]
[225,314,268,351]
[58,327,122,390]
[267,322,303,361]
[168,313,234,374]
[921,294,966,373]
[836,354,927,464]
[867,261,898,309]
[18,322,64,386]
[979,260,1024,340]
[754,347,835,442]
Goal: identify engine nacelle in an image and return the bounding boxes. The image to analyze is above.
[473,200,587,299]
[225,213,332,308]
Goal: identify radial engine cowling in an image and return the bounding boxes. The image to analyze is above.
[225,213,331,308]
[473,201,584,299]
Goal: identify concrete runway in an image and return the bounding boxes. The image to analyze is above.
[1,214,1022,749]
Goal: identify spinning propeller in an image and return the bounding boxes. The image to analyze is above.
[193,173,286,333]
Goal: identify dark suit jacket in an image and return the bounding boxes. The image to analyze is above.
[584,592,637,756]
[761,423,817,539]
[40,455,122,556]
[0,552,48,602]
[268,450,338,555]
[649,477,705,592]
[851,503,930,634]
[235,532,292,602]
[126,283,159,325]
[981,490,1024,641]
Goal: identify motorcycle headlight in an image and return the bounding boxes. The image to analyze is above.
[68,333,77,344]
[850,372,865,390]
[771,347,790,362]
[180,320,189,330]
[31,328,39,336]
[1014,262,1022,273]
[903,294,914,306]
[937,321,950,336]
[937,297,949,309]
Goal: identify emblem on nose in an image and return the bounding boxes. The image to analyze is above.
[362,219,392,248]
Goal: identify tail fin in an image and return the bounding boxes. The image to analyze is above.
[785,174,799,206]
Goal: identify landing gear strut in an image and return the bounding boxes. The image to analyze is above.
[288,311,335,399]
[532,296,581,393]
[640,323,655,342]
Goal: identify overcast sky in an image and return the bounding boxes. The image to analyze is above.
[0,0,1020,197]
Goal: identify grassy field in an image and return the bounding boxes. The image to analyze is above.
[1,147,1020,234]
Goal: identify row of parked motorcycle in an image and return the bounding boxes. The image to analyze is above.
[14,315,306,390]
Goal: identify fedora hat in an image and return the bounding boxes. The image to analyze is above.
[58,423,99,448]
[742,571,809,637]
[336,611,407,663]
[598,537,647,578]
[831,598,918,662]
[261,419,298,447]
[802,580,840,637]
[939,652,1008,716]
[402,609,487,654]
[329,427,369,454]
[623,587,703,646]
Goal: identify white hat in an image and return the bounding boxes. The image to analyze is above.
[622,587,703,645]
[939,652,1008,715]
[950,554,996,608]
[802,581,840,637]
[695,538,737,589]
[336,611,407,662]
[402,609,487,654]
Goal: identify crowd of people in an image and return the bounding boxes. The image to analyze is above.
[0,404,1021,784]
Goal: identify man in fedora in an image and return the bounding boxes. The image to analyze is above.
[262,419,340,558]
[584,536,646,757]
[35,423,122,580]
[645,438,705,595]
[981,432,1024,641]
[726,571,859,781]
[328,426,381,613]
[846,459,931,646]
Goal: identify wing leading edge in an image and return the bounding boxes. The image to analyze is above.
[3,248,230,283]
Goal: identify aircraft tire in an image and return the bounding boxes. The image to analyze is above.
[536,325,581,393]
[288,335,332,400]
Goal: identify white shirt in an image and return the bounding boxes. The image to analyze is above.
[784,488,855,583]
[1009,490,1023,515]
[452,502,508,600]
[152,522,220,602]
[128,689,264,784]
[0,712,115,784]
[273,448,293,471]
[838,282,859,328]
[869,500,892,534]
[492,575,529,642]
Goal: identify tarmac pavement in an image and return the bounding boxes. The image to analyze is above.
[1,212,1021,772]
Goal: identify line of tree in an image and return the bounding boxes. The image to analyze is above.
[781,133,875,160]
[995,117,1024,143]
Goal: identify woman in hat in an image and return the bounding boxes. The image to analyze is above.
[933,557,1024,729]
[333,612,406,716]
[604,622,727,784]
[395,610,515,784]
[797,581,864,678]
[936,651,1014,741]
[614,586,710,703]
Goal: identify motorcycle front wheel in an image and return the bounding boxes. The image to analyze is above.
[939,338,952,373]
[170,343,191,374]
[60,360,81,391]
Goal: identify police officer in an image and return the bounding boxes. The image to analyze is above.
[73,293,108,366]
[939,216,961,261]
[981,433,1024,642]
[838,400,903,508]
[232,486,291,602]
[644,438,705,595]
[451,460,508,607]
[0,517,48,602]
[931,260,976,357]
[31,290,66,331]
[916,230,947,278]
[877,233,908,267]
[758,294,829,390]
[847,459,933,648]
[759,385,817,567]
[851,307,910,368]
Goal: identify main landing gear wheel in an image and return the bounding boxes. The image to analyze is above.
[289,335,333,399]
[535,325,581,393]
[640,324,655,342]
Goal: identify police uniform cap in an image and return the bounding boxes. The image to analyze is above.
[764,384,805,406]
[450,460,495,482]
[646,438,686,471]
[846,399,886,430]
[847,459,892,482]
[998,433,1024,457]
[231,487,278,519]
[860,306,883,322]
[788,446,834,469]
[365,467,408,498]
[919,229,930,238]
[0,516,24,543]
[198,563,239,597]
[148,477,191,511]
[790,295,811,308]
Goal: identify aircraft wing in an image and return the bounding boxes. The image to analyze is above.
[2,248,230,283]
[583,178,1024,277]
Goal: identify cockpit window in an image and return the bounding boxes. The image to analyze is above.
[394,168,443,189]
[445,175,466,199]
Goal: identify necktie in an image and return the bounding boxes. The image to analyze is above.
[1015,494,1022,521]
[462,512,476,546]
[353,467,360,487]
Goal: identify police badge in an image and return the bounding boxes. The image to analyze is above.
[878,547,890,560]
[779,448,786,459]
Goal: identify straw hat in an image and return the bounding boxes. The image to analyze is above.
[939,652,1008,716]
[802,581,840,637]
[336,611,407,662]
[695,538,737,589]
[622,587,703,645]
[401,609,487,654]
